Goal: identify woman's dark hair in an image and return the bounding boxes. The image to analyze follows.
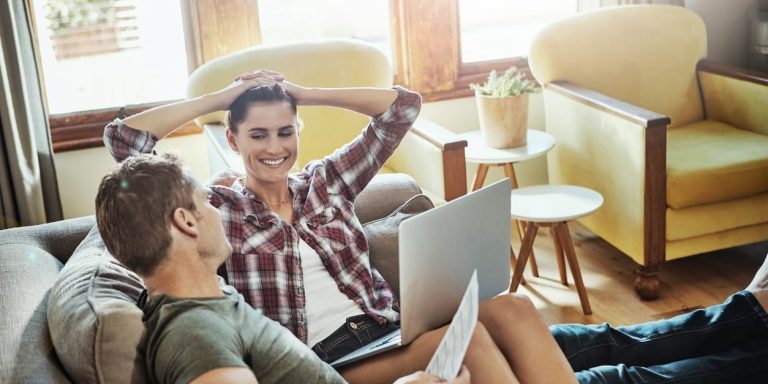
[226,83,297,133]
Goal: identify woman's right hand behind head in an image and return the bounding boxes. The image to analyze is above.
[211,70,285,110]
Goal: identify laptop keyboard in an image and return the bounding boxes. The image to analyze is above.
[374,333,401,347]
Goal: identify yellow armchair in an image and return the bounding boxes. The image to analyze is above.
[186,39,467,203]
[529,5,768,299]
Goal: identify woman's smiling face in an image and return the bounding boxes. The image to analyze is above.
[227,101,299,185]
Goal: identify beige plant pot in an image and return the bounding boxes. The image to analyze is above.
[475,93,529,149]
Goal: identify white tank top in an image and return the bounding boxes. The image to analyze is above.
[299,238,364,347]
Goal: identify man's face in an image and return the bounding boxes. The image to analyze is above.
[192,186,232,263]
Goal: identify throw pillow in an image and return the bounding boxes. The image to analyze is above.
[363,194,434,299]
[47,225,147,384]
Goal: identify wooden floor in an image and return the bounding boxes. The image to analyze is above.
[510,222,768,326]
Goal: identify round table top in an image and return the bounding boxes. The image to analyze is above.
[458,129,556,164]
[510,185,604,222]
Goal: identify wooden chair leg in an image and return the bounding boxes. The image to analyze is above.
[509,222,539,293]
[509,246,526,285]
[549,225,568,286]
[513,219,539,277]
[555,222,592,315]
[503,163,539,277]
[471,164,490,191]
[524,221,540,277]
[502,163,519,189]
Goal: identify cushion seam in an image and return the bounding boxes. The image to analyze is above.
[86,248,107,384]
[363,194,433,226]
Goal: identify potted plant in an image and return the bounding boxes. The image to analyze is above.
[470,66,539,148]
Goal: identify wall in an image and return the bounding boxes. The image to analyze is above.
[686,0,760,67]
[56,134,210,219]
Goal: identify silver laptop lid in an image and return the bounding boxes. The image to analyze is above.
[397,178,511,344]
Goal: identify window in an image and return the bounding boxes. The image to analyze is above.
[391,0,577,101]
[37,0,578,151]
[258,0,392,64]
[459,0,577,63]
[31,0,188,114]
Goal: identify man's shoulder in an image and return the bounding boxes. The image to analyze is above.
[146,295,237,330]
[145,295,249,384]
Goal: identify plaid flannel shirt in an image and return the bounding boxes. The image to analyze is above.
[104,86,422,343]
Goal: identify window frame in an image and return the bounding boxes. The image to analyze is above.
[390,0,533,102]
[46,0,537,152]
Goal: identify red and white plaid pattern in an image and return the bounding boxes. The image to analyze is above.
[105,87,422,343]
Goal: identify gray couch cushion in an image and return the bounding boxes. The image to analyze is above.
[0,245,71,383]
[364,194,434,299]
[47,225,147,384]
[355,173,423,225]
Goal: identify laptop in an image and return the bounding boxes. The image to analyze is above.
[331,178,512,367]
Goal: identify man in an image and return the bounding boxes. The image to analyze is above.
[96,151,768,384]
[94,152,470,384]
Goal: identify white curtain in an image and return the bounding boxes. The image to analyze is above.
[0,0,62,228]
[579,0,685,11]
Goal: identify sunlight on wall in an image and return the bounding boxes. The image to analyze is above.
[55,134,211,219]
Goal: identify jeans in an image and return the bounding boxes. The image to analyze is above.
[311,314,399,363]
[552,291,768,384]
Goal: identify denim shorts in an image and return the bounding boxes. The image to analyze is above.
[311,314,400,364]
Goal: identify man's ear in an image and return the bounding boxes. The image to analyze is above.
[225,129,239,153]
[171,207,199,238]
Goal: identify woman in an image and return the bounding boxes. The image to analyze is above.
[104,70,575,383]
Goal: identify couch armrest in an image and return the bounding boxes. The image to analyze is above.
[697,60,768,136]
[386,117,468,203]
[0,216,95,264]
[544,82,668,282]
[354,173,423,224]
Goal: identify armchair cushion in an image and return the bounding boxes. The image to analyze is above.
[46,225,147,384]
[699,70,768,136]
[667,120,768,209]
[667,192,768,242]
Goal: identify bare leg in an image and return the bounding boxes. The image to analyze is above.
[746,254,768,312]
[340,322,518,384]
[478,293,577,384]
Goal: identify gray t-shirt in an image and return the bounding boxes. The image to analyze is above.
[141,289,346,384]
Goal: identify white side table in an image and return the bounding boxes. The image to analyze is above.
[459,129,556,191]
[508,185,604,315]
[459,129,556,278]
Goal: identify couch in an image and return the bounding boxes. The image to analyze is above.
[528,5,768,299]
[0,173,431,383]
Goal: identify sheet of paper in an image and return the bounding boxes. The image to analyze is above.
[425,270,479,380]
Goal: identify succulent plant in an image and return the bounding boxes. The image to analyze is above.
[470,66,539,97]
